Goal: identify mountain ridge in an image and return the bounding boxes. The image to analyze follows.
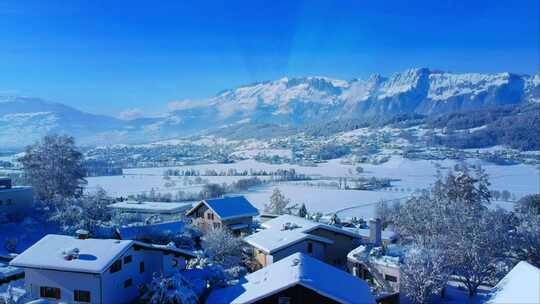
[1,68,538,148]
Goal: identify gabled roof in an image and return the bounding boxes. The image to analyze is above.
[10,234,196,274]
[205,253,376,304]
[488,261,540,304]
[186,196,259,221]
[245,214,359,254]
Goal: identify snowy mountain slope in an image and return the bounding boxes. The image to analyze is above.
[169,68,539,125]
[1,68,538,148]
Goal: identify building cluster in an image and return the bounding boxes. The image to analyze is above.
[2,180,538,304]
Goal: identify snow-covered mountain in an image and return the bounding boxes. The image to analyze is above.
[189,68,538,125]
[1,69,538,148]
[0,96,132,148]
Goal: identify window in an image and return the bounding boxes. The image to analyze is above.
[139,261,145,273]
[278,297,291,304]
[171,259,178,267]
[213,222,220,229]
[207,212,214,220]
[74,290,91,303]
[110,259,122,273]
[7,199,12,205]
[124,255,132,264]
[307,242,313,253]
[40,286,61,299]
[124,278,133,288]
[385,274,398,282]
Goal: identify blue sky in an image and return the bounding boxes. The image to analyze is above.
[0,0,538,116]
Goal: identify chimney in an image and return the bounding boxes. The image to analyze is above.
[75,229,89,240]
[369,218,382,246]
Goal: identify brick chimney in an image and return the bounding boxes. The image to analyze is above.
[369,218,382,246]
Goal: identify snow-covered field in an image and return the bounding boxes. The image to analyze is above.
[85,156,539,219]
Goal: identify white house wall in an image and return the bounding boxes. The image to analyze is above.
[23,246,188,304]
[24,268,101,304]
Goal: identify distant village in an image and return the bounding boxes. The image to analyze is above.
[0,135,539,304]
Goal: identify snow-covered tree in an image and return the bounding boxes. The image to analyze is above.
[148,273,199,304]
[511,212,540,267]
[264,188,291,215]
[328,213,341,226]
[18,134,87,202]
[400,244,450,304]
[297,203,308,218]
[199,183,225,199]
[201,228,243,268]
[394,166,511,297]
[49,188,113,234]
[451,210,510,296]
[515,194,540,215]
[186,256,230,290]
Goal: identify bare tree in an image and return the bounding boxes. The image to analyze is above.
[401,243,450,304]
[202,228,243,268]
[18,134,87,202]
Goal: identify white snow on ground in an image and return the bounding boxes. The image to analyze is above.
[86,157,538,217]
[244,185,405,218]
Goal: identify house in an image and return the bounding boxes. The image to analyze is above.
[186,196,259,235]
[108,200,193,222]
[244,214,362,268]
[487,261,540,304]
[206,252,376,304]
[347,244,403,304]
[9,234,196,304]
[0,177,33,220]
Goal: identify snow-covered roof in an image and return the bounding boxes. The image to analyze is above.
[206,253,375,304]
[488,261,540,304]
[132,241,196,259]
[9,234,196,274]
[108,200,193,214]
[116,220,185,240]
[186,196,259,221]
[0,261,23,280]
[343,227,398,242]
[245,214,358,254]
[9,235,133,274]
[0,186,32,194]
[347,244,403,268]
[245,228,333,254]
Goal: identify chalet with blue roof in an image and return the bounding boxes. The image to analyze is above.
[186,196,259,235]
